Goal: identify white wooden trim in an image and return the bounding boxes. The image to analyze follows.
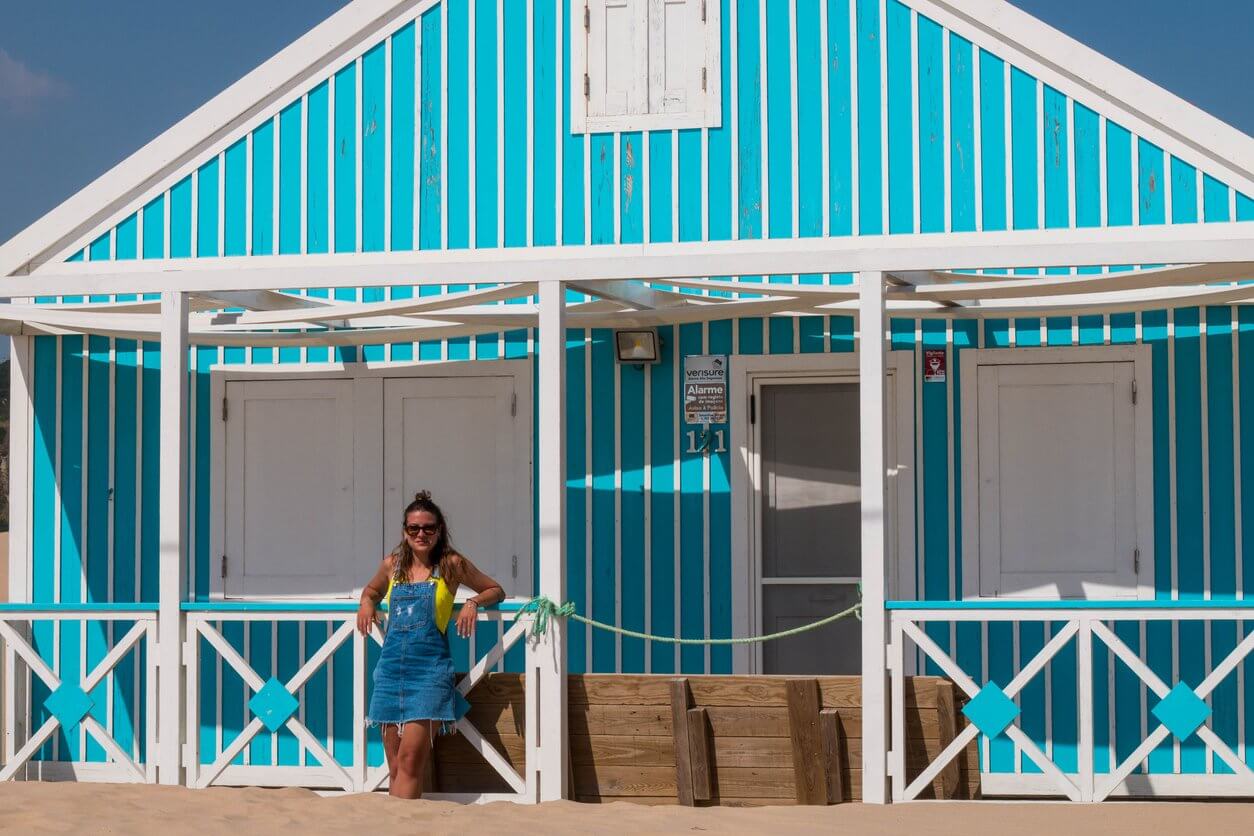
[729,350,915,675]
[157,291,189,786]
[13,222,1254,298]
[859,270,889,804]
[8,335,32,604]
[959,343,1155,601]
[529,280,568,802]
[983,771,1254,799]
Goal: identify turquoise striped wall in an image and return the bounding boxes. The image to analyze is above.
[19,0,1254,774]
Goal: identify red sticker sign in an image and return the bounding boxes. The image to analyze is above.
[924,349,947,383]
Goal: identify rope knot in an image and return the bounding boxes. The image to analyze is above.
[520,595,576,637]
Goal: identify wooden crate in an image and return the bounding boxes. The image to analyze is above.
[432,673,980,804]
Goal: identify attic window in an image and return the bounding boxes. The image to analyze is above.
[571,0,722,133]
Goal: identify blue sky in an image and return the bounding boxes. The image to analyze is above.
[0,0,1250,244]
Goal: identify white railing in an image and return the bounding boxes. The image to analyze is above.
[0,605,159,784]
[182,600,533,799]
[888,600,1254,802]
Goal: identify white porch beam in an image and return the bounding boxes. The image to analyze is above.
[567,279,687,310]
[527,280,569,802]
[193,290,334,311]
[6,333,33,768]
[156,291,189,786]
[7,222,1252,298]
[858,270,889,805]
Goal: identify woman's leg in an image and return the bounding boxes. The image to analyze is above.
[388,720,433,799]
[382,724,402,788]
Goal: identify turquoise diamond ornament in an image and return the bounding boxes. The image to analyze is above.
[44,683,94,732]
[962,682,1020,738]
[249,677,300,733]
[1152,683,1211,741]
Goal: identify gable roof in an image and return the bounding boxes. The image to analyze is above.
[1,0,1250,279]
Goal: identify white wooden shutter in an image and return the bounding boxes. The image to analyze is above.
[648,0,707,117]
[587,0,648,118]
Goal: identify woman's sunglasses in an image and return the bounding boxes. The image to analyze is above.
[404,523,440,536]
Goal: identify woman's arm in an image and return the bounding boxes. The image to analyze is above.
[356,557,392,635]
[450,555,505,638]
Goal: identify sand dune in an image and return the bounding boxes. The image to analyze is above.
[1,783,1253,835]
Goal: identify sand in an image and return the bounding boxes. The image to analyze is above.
[1,784,1253,836]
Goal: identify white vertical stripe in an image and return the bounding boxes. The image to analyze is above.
[848,0,859,237]
[614,358,622,672]
[301,93,309,257]
[613,133,622,244]
[1131,132,1141,229]
[909,10,920,235]
[355,56,364,252]
[1002,61,1012,232]
[327,70,336,258]
[525,0,534,247]
[643,361,652,674]
[1235,309,1246,764]
[878,0,888,235]
[1200,313,1213,776]
[190,165,200,259]
[788,0,798,242]
[217,153,226,257]
[384,36,394,253]
[941,29,951,234]
[1035,79,1044,229]
[468,0,479,244]
[585,331,593,672]
[674,325,683,672]
[702,322,711,674]
[272,114,281,254]
[729,0,739,241]
[671,129,680,243]
[701,126,710,244]
[1098,114,1109,228]
[554,0,563,245]
[1066,97,1076,229]
[245,131,254,255]
[440,0,449,249]
[819,0,830,238]
[972,41,982,232]
[414,21,423,251]
[758,0,769,242]
[497,0,506,247]
[79,336,89,758]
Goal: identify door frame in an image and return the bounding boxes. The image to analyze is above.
[958,344,1155,601]
[729,352,916,674]
[209,358,533,600]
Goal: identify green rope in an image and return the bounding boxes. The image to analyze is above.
[518,594,861,645]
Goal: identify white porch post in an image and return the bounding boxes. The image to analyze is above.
[156,291,189,786]
[5,334,33,768]
[526,280,569,802]
[858,270,890,804]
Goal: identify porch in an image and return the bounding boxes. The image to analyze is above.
[2,224,1254,803]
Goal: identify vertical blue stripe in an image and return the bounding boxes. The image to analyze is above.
[678,323,705,673]
[1073,103,1100,228]
[737,0,763,242]
[169,177,192,259]
[590,331,615,672]
[885,1,912,234]
[620,359,645,673]
[561,0,583,245]
[532,0,557,246]
[917,16,943,234]
[83,336,110,761]
[1207,306,1238,768]
[649,326,675,673]
[708,319,733,673]
[649,132,673,243]
[31,337,56,760]
[58,336,84,760]
[855,0,882,234]
[1142,308,1173,771]
[796,0,822,245]
[143,195,165,259]
[504,0,527,248]
[307,82,330,254]
[474,0,499,248]
[224,140,247,257]
[948,34,976,232]
[252,120,275,255]
[1170,156,1198,224]
[361,43,386,253]
[566,331,587,672]
[1106,123,1133,227]
[280,102,303,254]
[978,51,1006,232]
[827,0,853,237]
[420,8,443,251]
[197,159,220,258]
[1009,68,1037,231]
[334,63,357,253]
[765,0,792,240]
[112,340,138,759]
[1137,139,1165,226]
[620,133,643,244]
[1174,307,1205,773]
[1042,86,1068,231]
[446,0,468,249]
[391,24,416,251]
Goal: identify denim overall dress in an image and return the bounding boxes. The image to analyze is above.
[367,579,470,730]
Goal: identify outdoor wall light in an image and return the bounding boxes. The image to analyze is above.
[614,329,660,364]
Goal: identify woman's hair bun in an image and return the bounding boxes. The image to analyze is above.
[413,490,433,502]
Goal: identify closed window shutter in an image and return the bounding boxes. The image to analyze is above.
[648,0,706,117]
[588,0,648,118]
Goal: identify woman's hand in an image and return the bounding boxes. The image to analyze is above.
[356,600,378,636]
[455,600,478,638]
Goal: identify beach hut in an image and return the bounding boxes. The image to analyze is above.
[0,0,1252,806]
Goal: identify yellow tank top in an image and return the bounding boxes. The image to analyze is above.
[385,570,455,634]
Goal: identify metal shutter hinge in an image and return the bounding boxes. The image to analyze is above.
[511,392,517,417]
[749,393,756,425]
[584,73,590,98]
[221,554,228,579]
[1134,548,1140,574]
[701,0,707,22]
[1131,379,1138,405]
[701,67,707,92]
[584,4,590,31]
[221,397,228,421]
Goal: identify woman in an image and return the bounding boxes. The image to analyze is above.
[356,491,505,799]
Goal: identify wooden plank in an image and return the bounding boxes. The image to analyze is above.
[934,680,960,799]
[435,730,526,767]
[686,707,713,802]
[786,679,826,805]
[820,709,845,804]
[463,674,944,708]
[573,765,798,799]
[670,679,696,806]
[570,734,675,766]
